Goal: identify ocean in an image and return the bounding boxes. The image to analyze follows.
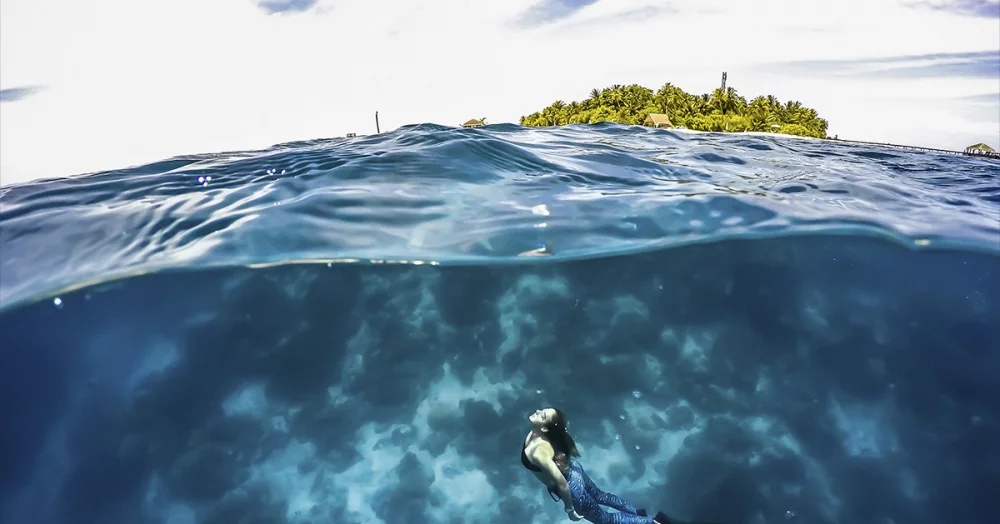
[1,122,998,524]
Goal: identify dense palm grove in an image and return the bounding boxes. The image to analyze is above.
[520,82,829,138]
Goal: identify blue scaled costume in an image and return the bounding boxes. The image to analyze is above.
[522,443,657,524]
[565,457,658,524]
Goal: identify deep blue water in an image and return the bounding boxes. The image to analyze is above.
[0,123,998,524]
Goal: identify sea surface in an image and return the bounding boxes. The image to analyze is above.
[1,123,998,524]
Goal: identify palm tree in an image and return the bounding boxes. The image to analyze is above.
[708,88,728,114]
[607,88,624,111]
[589,88,602,106]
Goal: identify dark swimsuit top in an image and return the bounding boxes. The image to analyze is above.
[521,430,544,472]
[522,428,571,477]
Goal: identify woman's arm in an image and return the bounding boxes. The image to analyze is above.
[542,460,574,512]
[528,444,575,513]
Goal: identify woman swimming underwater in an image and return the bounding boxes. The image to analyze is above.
[520,407,672,524]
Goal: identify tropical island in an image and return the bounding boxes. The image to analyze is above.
[519,82,829,139]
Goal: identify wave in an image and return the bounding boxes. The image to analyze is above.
[1,122,998,310]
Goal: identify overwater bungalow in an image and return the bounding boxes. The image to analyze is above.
[462,118,486,128]
[964,143,999,158]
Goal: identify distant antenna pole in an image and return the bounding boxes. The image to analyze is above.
[721,71,727,91]
[375,111,380,134]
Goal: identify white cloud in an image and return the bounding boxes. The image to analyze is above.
[1,0,997,184]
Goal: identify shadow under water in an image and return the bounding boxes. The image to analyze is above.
[1,233,998,524]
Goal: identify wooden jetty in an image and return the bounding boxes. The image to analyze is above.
[831,138,999,160]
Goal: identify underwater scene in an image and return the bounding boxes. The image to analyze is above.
[1,123,998,524]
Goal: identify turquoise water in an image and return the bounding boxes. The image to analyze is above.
[1,123,998,524]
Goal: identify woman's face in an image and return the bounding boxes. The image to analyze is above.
[529,408,557,427]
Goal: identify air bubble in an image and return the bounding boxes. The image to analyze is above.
[632,389,642,399]
[53,297,63,308]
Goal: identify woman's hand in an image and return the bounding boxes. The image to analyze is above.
[565,506,584,521]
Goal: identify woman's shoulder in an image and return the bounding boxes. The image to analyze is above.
[524,430,553,453]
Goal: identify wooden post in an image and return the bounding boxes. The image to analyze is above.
[375,111,380,134]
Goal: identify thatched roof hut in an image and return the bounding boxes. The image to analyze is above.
[462,118,486,128]
[643,113,672,128]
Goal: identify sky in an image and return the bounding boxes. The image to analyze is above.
[1,0,998,184]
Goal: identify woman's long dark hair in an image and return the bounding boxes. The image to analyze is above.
[544,408,580,475]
